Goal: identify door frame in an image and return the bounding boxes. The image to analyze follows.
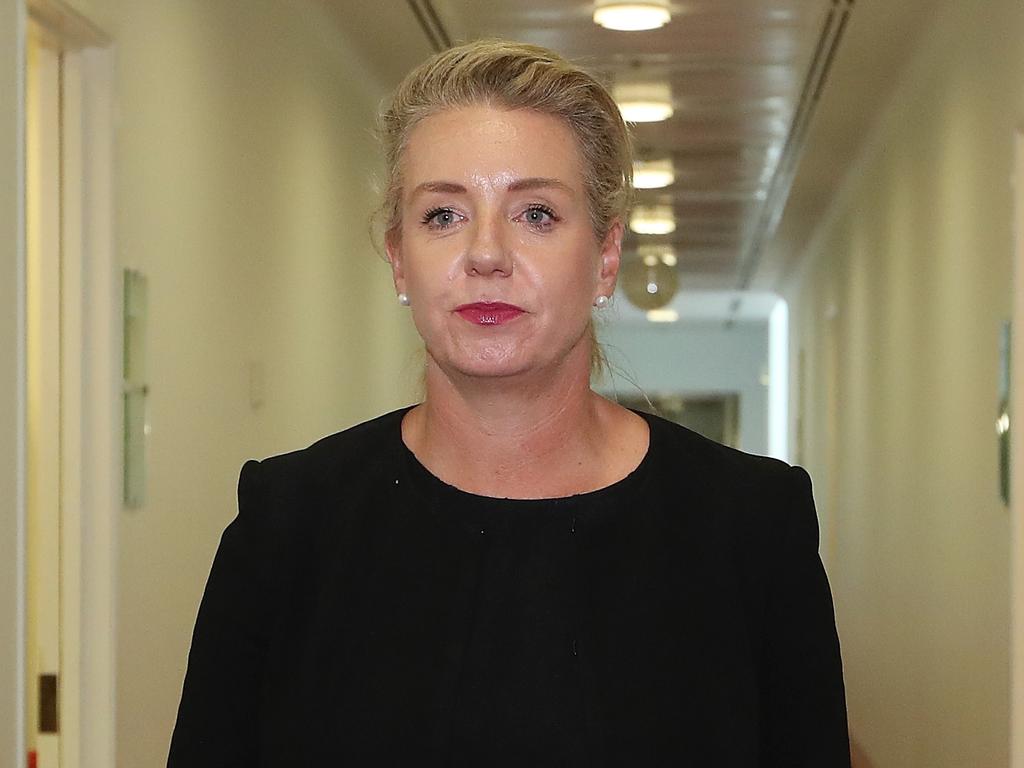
[6,2,117,766]
[57,24,118,768]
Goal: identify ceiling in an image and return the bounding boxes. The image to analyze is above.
[323,0,936,317]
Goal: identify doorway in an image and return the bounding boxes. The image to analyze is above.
[24,3,116,767]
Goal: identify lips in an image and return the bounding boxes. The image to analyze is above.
[454,301,525,326]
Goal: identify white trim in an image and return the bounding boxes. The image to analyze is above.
[26,25,62,764]
[61,46,85,768]
[74,43,118,768]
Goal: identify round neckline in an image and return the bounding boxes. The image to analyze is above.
[395,404,658,510]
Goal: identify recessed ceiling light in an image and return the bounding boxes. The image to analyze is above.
[594,1,671,31]
[613,82,673,123]
[646,308,679,323]
[629,205,675,235]
[633,158,675,189]
[638,244,678,267]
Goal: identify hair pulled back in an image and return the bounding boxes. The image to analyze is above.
[377,38,633,242]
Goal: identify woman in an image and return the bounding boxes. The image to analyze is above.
[168,40,850,767]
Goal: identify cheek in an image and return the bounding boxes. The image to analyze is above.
[548,245,599,300]
[401,244,455,295]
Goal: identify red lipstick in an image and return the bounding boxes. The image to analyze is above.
[454,301,525,326]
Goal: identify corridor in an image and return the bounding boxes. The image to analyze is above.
[1,0,1022,766]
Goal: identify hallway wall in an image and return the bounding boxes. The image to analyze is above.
[58,0,423,764]
[782,0,1021,764]
[0,4,25,766]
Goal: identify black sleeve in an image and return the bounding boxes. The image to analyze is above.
[759,465,851,767]
[167,459,270,767]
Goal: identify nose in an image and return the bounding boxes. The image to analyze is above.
[464,213,512,277]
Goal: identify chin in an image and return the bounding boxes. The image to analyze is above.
[452,355,534,380]
[432,342,539,380]
[427,329,587,381]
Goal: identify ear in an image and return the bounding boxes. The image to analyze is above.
[385,231,407,296]
[595,218,624,299]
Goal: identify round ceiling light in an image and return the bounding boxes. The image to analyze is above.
[633,158,675,189]
[594,1,671,31]
[613,82,674,123]
[629,204,676,235]
[621,255,679,311]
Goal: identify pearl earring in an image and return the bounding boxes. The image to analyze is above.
[594,295,609,309]
[398,293,410,306]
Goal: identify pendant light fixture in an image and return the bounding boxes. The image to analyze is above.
[621,253,680,311]
[638,243,678,267]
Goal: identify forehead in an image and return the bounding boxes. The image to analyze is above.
[401,105,585,189]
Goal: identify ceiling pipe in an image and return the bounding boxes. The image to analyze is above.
[406,0,451,52]
[727,0,854,326]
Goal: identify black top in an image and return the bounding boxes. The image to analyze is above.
[168,404,850,767]
[403,414,654,766]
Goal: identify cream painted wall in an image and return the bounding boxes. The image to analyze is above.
[0,3,26,766]
[53,0,422,764]
[782,0,1022,764]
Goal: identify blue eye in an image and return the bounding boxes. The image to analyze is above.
[422,207,462,229]
[522,205,557,228]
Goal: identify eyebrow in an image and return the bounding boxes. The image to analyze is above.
[508,177,575,194]
[410,177,576,199]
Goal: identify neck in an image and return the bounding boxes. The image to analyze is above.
[406,343,608,497]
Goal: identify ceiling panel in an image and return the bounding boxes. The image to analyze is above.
[424,0,842,292]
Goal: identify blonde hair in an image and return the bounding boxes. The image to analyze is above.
[376,39,634,380]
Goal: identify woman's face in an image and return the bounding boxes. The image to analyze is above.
[386,105,622,382]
